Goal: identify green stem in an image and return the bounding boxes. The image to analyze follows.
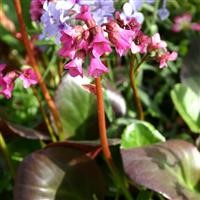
[130,54,144,120]
[153,0,160,23]
[0,133,15,176]
[32,88,57,142]
[108,161,133,200]
[134,54,149,75]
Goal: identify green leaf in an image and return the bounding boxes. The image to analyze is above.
[55,75,98,140]
[136,190,152,200]
[0,79,40,126]
[171,83,200,133]
[120,120,165,149]
[2,0,32,29]
[14,144,106,200]
[121,140,200,200]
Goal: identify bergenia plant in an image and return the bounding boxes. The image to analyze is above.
[1,0,200,200]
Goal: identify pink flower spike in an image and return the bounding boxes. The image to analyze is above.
[91,32,112,57]
[106,21,134,56]
[88,56,109,78]
[19,68,38,88]
[64,57,84,77]
[158,51,178,68]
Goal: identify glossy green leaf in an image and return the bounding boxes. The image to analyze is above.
[121,120,165,149]
[55,75,98,140]
[14,145,105,200]
[121,140,200,200]
[171,83,200,133]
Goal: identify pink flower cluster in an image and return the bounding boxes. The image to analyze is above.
[172,13,200,32]
[0,64,38,99]
[59,6,177,78]
[59,5,112,78]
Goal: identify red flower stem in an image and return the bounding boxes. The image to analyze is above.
[95,77,112,162]
[130,54,144,120]
[95,78,133,199]
[13,0,63,135]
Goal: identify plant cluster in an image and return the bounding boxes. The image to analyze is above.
[0,0,200,200]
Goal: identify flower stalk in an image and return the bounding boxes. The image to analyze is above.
[95,77,132,200]
[13,0,63,136]
[95,77,111,162]
[130,54,144,120]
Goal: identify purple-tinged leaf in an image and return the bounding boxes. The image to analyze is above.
[14,145,106,200]
[0,118,50,140]
[121,140,200,200]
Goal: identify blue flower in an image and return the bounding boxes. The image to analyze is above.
[92,0,115,24]
[77,0,115,24]
[40,1,71,43]
[39,0,115,43]
[121,0,145,24]
[158,0,169,20]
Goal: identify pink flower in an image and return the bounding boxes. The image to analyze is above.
[0,71,16,99]
[90,32,112,57]
[149,33,167,50]
[0,64,6,76]
[59,30,77,59]
[59,27,86,59]
[76,5,95,27]
[30,0,46,21]
[158,51,178,68]
[106,21,135,56]
[191,23,200,31]
[19,68,38,88]
[131,31,150,54]
[172,13,200,32]
[64,51,85,77]
[126,17,141,33]
[88,56,109,78]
